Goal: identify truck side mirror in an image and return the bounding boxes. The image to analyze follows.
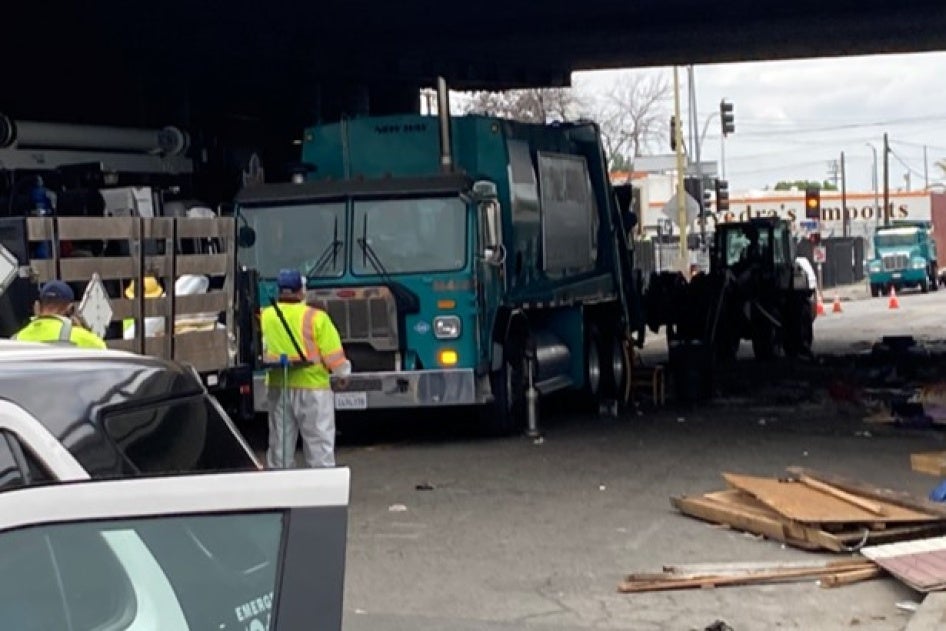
[480,200,504,265]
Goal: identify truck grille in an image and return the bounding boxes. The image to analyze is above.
[882,254,909,271]
[306,286,399,353]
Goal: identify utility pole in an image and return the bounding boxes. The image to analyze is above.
[841,151,848,238]
[924,145,930,189]
[688,66,706,250]
[673,66,688,274]
[883,133,890,226]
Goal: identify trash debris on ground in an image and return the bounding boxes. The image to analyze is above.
[911,452,946,477]
[895,600,921,613]
[415,483,435,491]
[703,620,734,631]
[862,536,946,592]
[618,558,880,593]
[388,504,408,512]
[671,468,946,552]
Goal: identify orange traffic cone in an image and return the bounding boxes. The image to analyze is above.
[816,292,826,316]
[888,286,900,309]
[832,295,843,313]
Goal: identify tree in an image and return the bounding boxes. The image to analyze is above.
[463,88,580,124]
[590,73,671,170]
[773,180,838,191]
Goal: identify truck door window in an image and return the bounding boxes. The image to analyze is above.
[0,512,284,630]
[102,396,258,475]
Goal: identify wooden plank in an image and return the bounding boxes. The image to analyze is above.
[787,467,946,519]
[798,475,888,516]
[662,559,870,578]
[110,292,227,321]
[671,493,826,551]
[724,472,937,525]
[911,452,946,477]
[618,562,878,593]
[176,253,229,276]
[176,217,234,239]
[818,567,883,588]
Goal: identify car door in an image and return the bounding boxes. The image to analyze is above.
[0,467,349,631]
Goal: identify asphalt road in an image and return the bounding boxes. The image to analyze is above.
[336,398,942,631]
[248,282,946,630]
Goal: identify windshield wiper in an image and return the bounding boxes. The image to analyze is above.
[303,216,343,277]
[356,214,420,314]
[356,212,391,278]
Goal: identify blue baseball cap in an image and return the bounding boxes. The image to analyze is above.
[39,280,74,302]
[276,269,303,292]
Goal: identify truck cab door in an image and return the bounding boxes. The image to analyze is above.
[0,468,350,631]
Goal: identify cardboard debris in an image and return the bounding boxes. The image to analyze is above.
[618,558,880,593]
[672,468,946,553]
[911,451,946,477]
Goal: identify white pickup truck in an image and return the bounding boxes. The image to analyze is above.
[0,341,349,630]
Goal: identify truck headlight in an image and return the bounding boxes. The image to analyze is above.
[868,260,882,272]
[433,316,461,339]
[912,259,926,270]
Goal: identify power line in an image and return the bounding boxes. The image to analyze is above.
[888,148,927,181]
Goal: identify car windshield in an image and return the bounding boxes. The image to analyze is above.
[239,202,346,278]
[876,231,918,248]
[352,196,467,275]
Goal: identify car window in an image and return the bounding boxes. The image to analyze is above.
[0,511,284,630]
[0,433,24,491]
[102,396,257,475]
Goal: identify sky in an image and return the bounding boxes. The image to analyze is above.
[573,51,946,194]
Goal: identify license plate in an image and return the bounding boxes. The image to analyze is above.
[334,391,367,410]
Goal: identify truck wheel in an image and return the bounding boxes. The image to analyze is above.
[602,331,632,407]
[931,268,939,292]
[483,339,527,436]
[870,284,880,298]
[751,318,780,361]
[582,326,604,408]
[922,277,930,294]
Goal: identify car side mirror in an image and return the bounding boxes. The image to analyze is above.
[238,225,257,248]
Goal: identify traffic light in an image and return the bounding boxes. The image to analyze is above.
[804,186,821,219]
[720,100,735,137]
[669,115,677,151]
[715,179,730,213]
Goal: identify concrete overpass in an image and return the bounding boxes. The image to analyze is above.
[3,0,945,199]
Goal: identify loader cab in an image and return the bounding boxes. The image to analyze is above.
[713,218,794,285]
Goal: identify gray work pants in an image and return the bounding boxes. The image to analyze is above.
[266,387,336,468]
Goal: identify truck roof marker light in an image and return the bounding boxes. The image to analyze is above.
[437,299,456,309]
[336,289,357,298]
[438,349,458,366]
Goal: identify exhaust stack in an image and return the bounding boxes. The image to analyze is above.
[436,76,453,173]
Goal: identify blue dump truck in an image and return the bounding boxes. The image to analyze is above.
[234,90,643,434]
[867,221,939,296]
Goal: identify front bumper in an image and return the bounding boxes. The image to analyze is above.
[252,368,477,412]
[869,269,925,285]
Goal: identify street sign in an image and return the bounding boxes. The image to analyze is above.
[813,245,827,264]
[77,273,114,339]
[799,220,818,231]
[0,245,17,297]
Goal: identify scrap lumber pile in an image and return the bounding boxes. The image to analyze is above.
[911,451,946,477]
[671,468,946,553]
[619,559,881,593]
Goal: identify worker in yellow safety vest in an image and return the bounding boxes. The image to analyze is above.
[260,269,350,468]
[13,281,106,349]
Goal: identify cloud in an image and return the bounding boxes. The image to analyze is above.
[575,51,946,192]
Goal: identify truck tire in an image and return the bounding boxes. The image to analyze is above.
[870,284,881,298]
[931,267,939,292]
[783,298,813,359]
[602,331,632,407]
[750,315,780,361]
[582,326,604,408]
[921,277,930,294]
[483,339,527,436]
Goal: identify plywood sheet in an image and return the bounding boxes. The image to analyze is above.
[863,536,946,592]
[724,473,938,525]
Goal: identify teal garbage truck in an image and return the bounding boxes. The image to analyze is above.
[234,86,644,434]
[867,221,939,296]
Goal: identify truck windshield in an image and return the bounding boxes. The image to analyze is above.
[352,196,466,275]
[876,232,918,247]
[239,202,346,278]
